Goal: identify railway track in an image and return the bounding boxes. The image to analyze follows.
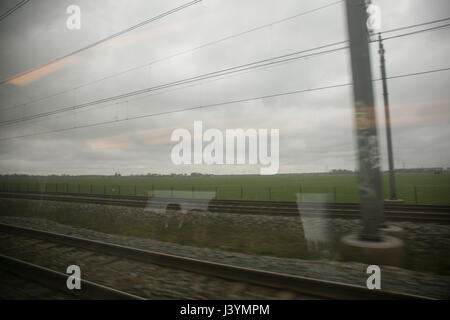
[0,254,144,300]
[0,191,449,223]
[0,222,432,300]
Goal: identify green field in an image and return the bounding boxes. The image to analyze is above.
[1,173,449,205]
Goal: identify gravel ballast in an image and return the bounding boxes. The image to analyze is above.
[0,215,448,299]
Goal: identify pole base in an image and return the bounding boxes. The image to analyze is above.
[384,199,405,204]
[340,233,404,266]
[379,224,405,239]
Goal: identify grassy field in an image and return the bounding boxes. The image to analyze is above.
[1,173,449,204]
[1,174,449,275]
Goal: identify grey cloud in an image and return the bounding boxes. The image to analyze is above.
[0,0,449,175]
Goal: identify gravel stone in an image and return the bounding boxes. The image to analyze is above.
[0,215,448,299]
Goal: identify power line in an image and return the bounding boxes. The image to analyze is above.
[0,0,30,22]
[378,67,450,81]
[0,4,446,127]
[1,16,443,118]
[25,58,293,128]
[0,0,203,85]
[0,0,343,112]
[0,41,349,127]
[4,16,446,124]
[1,66,448,141]
[379,17,450,35]
[0,82,352,141]
[1,7,441,116]
[380,23,450,41]
[2,19,447,127]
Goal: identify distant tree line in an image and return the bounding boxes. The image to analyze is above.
[1,167,448,177]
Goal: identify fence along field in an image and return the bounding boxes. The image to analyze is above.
[0,173,449,205]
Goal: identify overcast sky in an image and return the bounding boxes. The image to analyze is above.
[0,0,449,175]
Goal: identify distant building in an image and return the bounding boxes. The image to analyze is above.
[394,167,444,174]
[330,169,354,174]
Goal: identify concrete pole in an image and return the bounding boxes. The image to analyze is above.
[345,0,384,240]
[378,33,397,200]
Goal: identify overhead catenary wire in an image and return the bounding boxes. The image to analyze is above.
[2,17,449,128]
[378,17,450,35]
[14,51,317,129]
[0,5,447,136]
[379,67,450,81]
[1,66,448,142]
[378,23,450,41]
[1,16,446,115]
[0,83,353,141]
[0,41,349,127]
[0,0,203,85]
[0,0,344,112]
[0,0,30,23]
[1,8,444,116]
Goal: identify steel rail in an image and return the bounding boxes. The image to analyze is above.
[0,191,448,223]
[0,254,145,300]
[0,222,433,300]
[2,190,449,211]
